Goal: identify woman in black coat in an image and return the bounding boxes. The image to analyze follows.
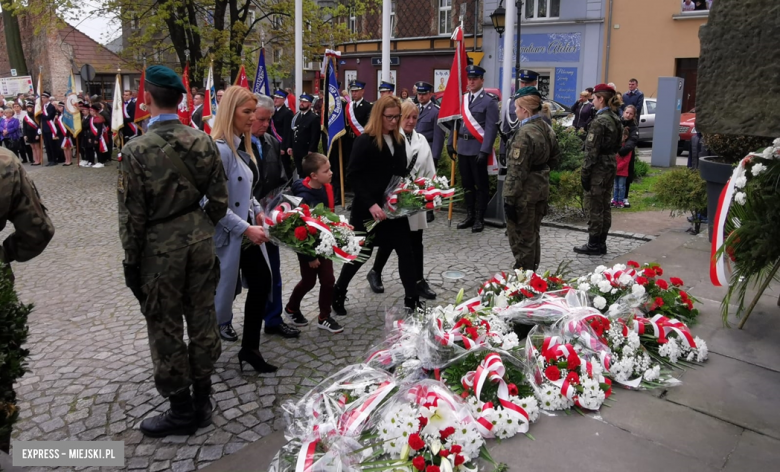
[619,105,640,207]
[572,90,595,132]
[332,95,420,314]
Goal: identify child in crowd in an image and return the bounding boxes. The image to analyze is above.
[613,127,632,208]
[284,153,344,334]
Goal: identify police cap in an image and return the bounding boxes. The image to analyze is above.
[378,81,395,92]
[465,65,486,78]
[299,93,314,103]
[274,89,288,99]
[144,65,187,94]
[415,82,434,93]
[349,81,366,91]
[42,91,51,98]
[519,70,540,83]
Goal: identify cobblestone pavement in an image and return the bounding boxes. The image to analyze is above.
[4,165,646,471]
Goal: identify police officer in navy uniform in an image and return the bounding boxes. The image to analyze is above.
[447,65,499,233]
[333,80,372,205]
[286,93,321,176]
[378,81,395,98]
[40,92,62,166]
[415,81,446,223]
[272,89,294,171]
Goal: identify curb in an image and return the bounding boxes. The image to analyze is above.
[541,221,656,241]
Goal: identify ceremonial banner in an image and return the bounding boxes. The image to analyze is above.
[234,64,250,89]
[62,71,82,137]
[252,48,270,95]
[178,62,193,125]
[322,52,345,157]
[134,69,150,123]
[34,73,43,120]
[203,63,216,133]
[437,26,467,130]
[111,73,124,136]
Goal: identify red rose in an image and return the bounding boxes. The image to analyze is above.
[567,354,581,370]
[453,318,473,329]
[439,426,456,440]
[686,300,694,310]
[565,371,580,385]
[545,365,561,381]
[679,290,689,301]
[294,226,308,241]
[408,433,425,450]
[425,202,435,210]
[427,466,440,472]
[449,445,462,454]
[670,277,684,287]
[454,455,466,466]
[636,276,648,286]
[520,288,535,298]
[508,383,519,396]
[439,448,450,457]
[656,279,669,290]
[655,266,664,276]
[413,456,426,471]
[358,239,365,246]
[627,260,640,268]
[308,225,317,235]
[643,268,656,278]
[655,296,664,308]
[301,204,311,217]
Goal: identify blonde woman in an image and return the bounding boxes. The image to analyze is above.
[210,86,276,373]
[332,95,420,314]
[368,100,437,299]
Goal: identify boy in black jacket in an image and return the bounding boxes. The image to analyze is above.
[284,153,343,333]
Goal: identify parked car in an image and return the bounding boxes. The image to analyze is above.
[545,100,572,120]
[678,108,696,155]
[637,98,657,142]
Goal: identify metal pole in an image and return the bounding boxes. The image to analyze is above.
[295,0,303,96]
[514,1,522,91]
[473,0,479,52]
[381,0,391,84]
[605,0,615,83]
[500,1,516,100]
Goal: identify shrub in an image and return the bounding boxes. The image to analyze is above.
[550,169,586,216]
[552,122,586,172]
[652,167,707,232]
[634,160,651,178]
[702,134,774,164]
[0,264,32,453]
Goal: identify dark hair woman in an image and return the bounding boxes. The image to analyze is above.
[571,90,595,132]
[332,95,421,314]
[573,83,624,255]
[618,105,640,207]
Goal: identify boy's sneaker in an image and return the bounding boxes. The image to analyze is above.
[623,199,631,208]
[284,307,309,327]
[610,200,617,207]
[92,162,105,168]
[616,202,624,208]
[318,317,344,333]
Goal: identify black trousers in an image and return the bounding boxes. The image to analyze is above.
[42,131,61,164]
[373,229,424,282]
[330,136,354,205]
[336,218,418,298]
[239,244,272,350]
[16,139,30,162]
[458,154,490,211]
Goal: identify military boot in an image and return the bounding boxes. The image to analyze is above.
[140,390,198,438]
[332,285,348,317]
[457,211,475,229]
[598,234,608,255]
[573,236,602,255]
[193,380,213,428]
[472,211,485,233]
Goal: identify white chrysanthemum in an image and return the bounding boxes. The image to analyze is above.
[593,296,607,310]
[659,338,681,363]
[734,175,747,189]
[735,192,747,205]
[446,422,484,460]
[773,138,780,147]
[595,265,608,274]
[608,303,622,318]
[694,337,709,362]
[618,273,633,286]
[578,282,592,292]
[501,332,520,350]
[598,280,612,293]
[632,283,646,297]
[590,273,604,285]
[516,395,539,422]
[761,147,773,159]
[315,231,336,255]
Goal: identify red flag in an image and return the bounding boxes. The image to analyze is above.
[437,26,467,129]
[134,69,151,123]
[178,62,193,125]
[234,65,250,89]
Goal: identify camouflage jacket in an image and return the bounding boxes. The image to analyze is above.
[582,109,623,181]
[504,116,560,204]
[117,119,229,266]
[0,147,55,264]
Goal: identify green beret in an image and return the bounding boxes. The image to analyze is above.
[514,86,541,100]
[145,65,187,94]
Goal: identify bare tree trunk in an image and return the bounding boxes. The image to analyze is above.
[1,0,29,76]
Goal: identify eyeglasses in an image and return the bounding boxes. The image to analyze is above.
[383,114,401,121]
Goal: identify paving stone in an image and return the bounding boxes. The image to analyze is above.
[127,457,150,470]
[723,430,780,471]
[149,460,171,472]
[198,445,224,462]
[171,459,196,472]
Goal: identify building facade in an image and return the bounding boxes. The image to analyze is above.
[482,0,605,107]
[603,0,710,112]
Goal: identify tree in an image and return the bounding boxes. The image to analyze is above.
[1,0,29,76]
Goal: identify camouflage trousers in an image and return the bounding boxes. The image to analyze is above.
[586,167,616,238]
[505,196,547,271]
[139,239,222,398]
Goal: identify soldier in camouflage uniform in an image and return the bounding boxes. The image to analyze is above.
[0,146,55,276]
[574,83,624,255]
[504,87,560,271]
[117,66,229,438]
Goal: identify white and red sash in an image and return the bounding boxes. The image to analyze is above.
[24,114,38,129]
[462,94,498,175]
[90,118,108,153]
[345,100,364,136]
[123,100,132,119]
[56,117,72,149]
[46,119,58,138]
[126,122,139,136]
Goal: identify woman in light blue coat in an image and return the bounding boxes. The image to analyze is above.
[210,86,276,373]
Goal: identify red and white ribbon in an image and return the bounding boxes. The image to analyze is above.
[24,114,38,129]
[46,120,58,138]
[710,157,750,286]
[345,100,364,136]
[623,315,696,349]
[478,272,508,295]
[338,380,396,436]
[295,437,319,472]
[462,94,498,175]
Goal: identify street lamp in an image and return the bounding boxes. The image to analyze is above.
[491,2,506,37]
[492,1,522,90]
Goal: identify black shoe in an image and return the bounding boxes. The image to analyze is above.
[472,212,485,233]
[284,307,309,326]
[219,323,238,342]
[192,380,213,428]
[45,162,57,166]
[457,211,475,229]
[598,234,608,255]
[317,316,344,333]
[573,236,602,255]
[404,296,422,312]
[426,211,435,223]
[264,322,300,338]
[237,348,278,374]
[332,285,348,316]
[140,391,198,438]
[417,280,437,300]
[366,269,384,293]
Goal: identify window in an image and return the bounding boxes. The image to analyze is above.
[439,0,452,35]
[274,49,282,64]
[390,0,396,38]
[645,100,657,115]
[348,8,356,33]
[272,15,283,29]
[131,14,140,30]
[681,0,712,13]
[523,0,560,20]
